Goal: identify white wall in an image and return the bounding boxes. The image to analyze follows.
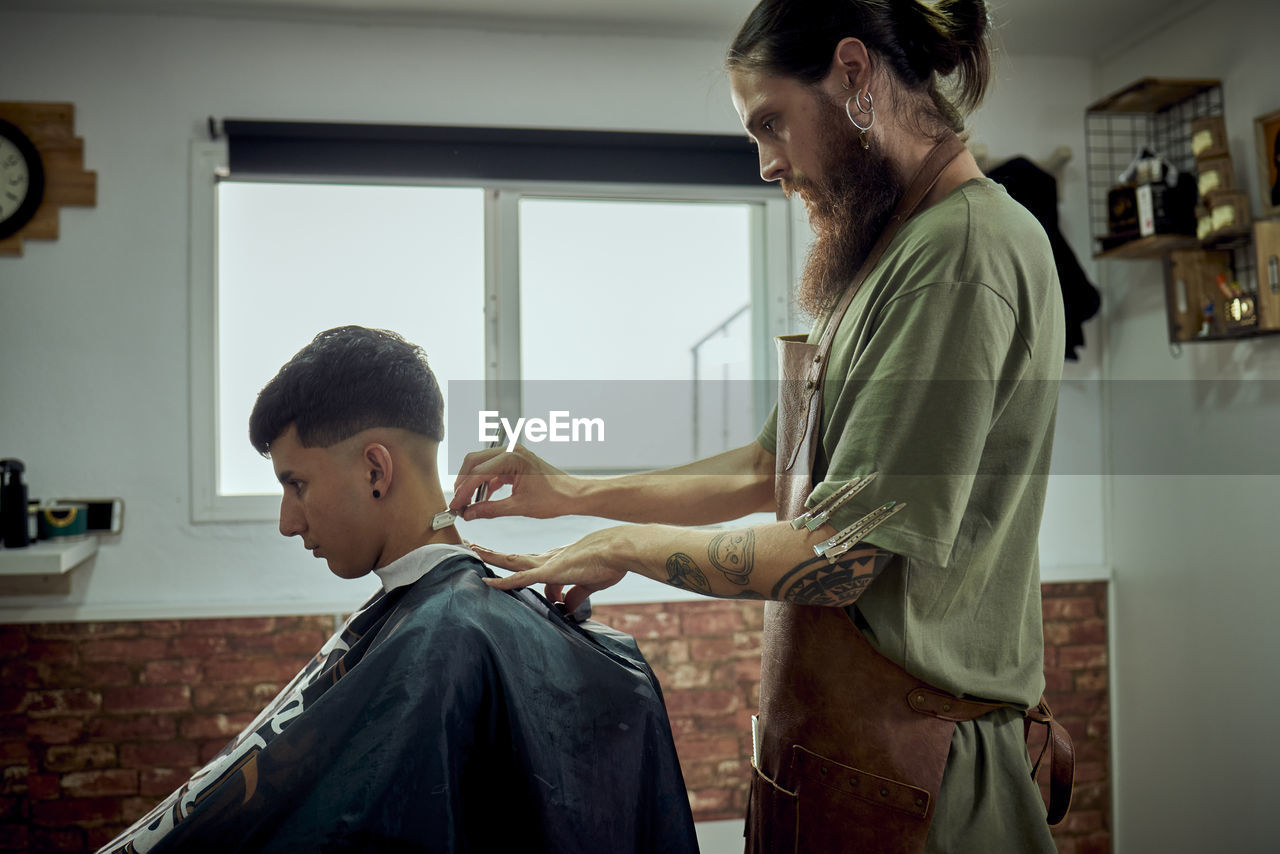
[0,9,1104,623]
[1093,0,1280,850]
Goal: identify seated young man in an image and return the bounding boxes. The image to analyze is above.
[99,326,697,854]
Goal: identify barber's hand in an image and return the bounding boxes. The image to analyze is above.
[450,444,583,521]
[475,531,627,614]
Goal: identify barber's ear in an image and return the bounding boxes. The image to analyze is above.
[829,37,873,93]
[364,443,394,497]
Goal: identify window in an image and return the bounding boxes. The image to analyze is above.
[190,125,793,523]
[215,182,485,497]
[514,197,758,472]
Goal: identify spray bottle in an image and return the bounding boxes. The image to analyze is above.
[1,459,30,549]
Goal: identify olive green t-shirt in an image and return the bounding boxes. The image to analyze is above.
[760,178,1064,851]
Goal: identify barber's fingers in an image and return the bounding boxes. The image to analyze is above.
[485,572,546,591]
[449,448,516,512]
[451,446,561,517]
[460,494,520,520]
[469,544,542,571]
[480,564,549,592]
[474,541,624,608]
[481,569,568,609]
[454,445,507,481]
[563,585,593,614]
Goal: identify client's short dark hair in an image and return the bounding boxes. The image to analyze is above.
[249,326,444,455]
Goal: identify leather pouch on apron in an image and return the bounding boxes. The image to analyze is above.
[749,598,958,854]
[746,760,796,854]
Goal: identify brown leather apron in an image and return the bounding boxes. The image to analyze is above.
[746,134,1073,853]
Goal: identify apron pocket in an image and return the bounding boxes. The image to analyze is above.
[745,760,798,854]
[790,744,933,854]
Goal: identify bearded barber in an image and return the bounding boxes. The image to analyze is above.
[452,0,1071,850]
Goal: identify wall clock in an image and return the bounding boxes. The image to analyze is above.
[0,118,46,241]
[0,102,97,257]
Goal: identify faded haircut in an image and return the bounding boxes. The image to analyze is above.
[249,326,444,454]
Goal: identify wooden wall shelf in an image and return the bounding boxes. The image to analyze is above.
[1171,327,1280,344]
[1086,78,1222,115]
[1093,234,1199,260]
[1093,230,1256,260]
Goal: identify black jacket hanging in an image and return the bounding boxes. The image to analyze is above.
[987,156,1101,360]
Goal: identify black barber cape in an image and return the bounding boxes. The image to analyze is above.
[99,550,698,854]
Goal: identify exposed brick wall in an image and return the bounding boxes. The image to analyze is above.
[2,581,1108,853]
[1038,581,1112,854]
[0,617,333,852]
[591,600,762,822]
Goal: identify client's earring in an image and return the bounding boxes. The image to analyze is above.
[372,489,381,499]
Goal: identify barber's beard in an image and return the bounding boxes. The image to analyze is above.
[789,98,904,318]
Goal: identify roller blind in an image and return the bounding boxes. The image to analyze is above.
[222,120,764,187]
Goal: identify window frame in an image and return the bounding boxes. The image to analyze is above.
[189,139,795,523]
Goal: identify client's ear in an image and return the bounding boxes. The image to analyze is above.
[364,443,394,499]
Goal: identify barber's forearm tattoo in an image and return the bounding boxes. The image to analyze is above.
[707,530,755,585]
[666,537,887,605]
[664,552,764,600]
[665,552,712,594]
[771,549,891,607]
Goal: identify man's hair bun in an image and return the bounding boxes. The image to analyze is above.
[897,0,990,113]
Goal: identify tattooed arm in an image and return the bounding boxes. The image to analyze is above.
[477,520,894,612]
[451,441,776,527]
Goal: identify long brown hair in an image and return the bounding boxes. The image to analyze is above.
[726,0,992,137]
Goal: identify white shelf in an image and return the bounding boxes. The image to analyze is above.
[0,538,98,594]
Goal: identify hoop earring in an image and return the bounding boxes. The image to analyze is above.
[845,88,875,150]
[840,75,851,91]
